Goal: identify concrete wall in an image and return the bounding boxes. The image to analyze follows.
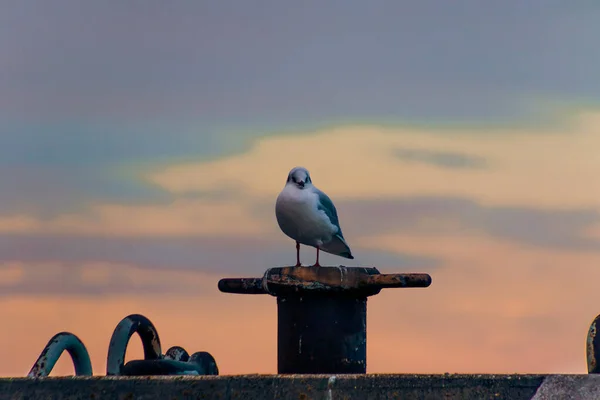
[1,374,600,400]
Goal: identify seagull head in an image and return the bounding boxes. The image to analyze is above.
[286,167,312,189]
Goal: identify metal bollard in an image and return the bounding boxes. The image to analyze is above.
[106,314,218,376]
[27,332,93,378]
[219,266,432,374]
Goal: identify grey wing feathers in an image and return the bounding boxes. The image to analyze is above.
[315,188,344,236]
[315,187,354,259]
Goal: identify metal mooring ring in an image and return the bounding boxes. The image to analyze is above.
[106,314,162,375]
[27,332,93,378]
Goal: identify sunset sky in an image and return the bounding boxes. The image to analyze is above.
[2,0,600,376]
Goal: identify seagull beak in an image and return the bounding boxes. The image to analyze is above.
[297,181,305,188]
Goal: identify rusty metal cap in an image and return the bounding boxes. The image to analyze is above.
[218,266,431,297]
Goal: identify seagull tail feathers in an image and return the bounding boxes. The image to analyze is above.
[320,234,354,259]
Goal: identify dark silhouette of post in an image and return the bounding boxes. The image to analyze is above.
[218,266,432,374]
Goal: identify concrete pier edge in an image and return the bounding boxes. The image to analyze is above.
[2,374,600,399]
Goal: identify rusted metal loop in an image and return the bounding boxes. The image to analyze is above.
[164,346,190,362]
[106,314,162,375]
[587,314,600,373]
[121,359,200,376]
[189,351,219,375]
[120,352,219,376]
[27,332,92,378]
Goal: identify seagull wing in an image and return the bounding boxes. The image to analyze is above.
[314,187,343,236]
[314,187,354,259]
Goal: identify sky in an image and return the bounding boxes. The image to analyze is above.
[1,0,600,376]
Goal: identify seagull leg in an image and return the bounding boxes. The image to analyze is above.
[313,247,321,267]
[295,241,301,267]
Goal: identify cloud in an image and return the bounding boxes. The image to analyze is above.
[2,1,600,123]
[0,120,231,215]
[393,148,488,169]
[0,200,266,237]
[0,192,596,300]
[1,193,597,257]
[339,196,600,251]
[2,1,599,219]
[147,110,600,209]
[0,235,438,284]
[0,110,598,280]
[0,262,215,297]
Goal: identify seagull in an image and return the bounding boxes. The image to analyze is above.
[275,166,354,267]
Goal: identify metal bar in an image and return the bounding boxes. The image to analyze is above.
[364,273,432,289]
[218,278,266,294]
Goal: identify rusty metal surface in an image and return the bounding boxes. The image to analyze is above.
[265,266,381,296]
[277,295,367,374]
[27,332,92,378]
[0,374,551,400]
[218,266,432,297]
[587,314,599,373]
[365,273,431,289]
[106,314,162,376]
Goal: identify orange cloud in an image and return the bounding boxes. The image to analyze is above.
[0,200,268,237]
[1,108,599,238]
[147,109,600,210]
[0,215,41,234]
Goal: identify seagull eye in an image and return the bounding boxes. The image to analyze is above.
[292,176,297,183]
